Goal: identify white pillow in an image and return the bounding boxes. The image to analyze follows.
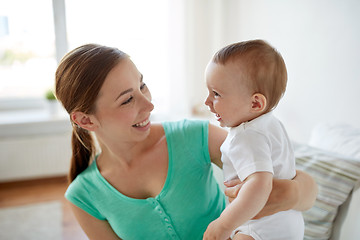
[309,123,360,160]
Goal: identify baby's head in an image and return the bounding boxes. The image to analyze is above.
[205,40,287,127]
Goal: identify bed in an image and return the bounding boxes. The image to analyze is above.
[297,122,360,240]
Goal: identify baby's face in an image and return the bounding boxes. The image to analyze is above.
[204,61,256,128]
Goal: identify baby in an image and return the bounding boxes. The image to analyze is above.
[203,40,304,240]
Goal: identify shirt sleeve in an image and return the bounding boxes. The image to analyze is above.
[228,129,274,181]
[65,178,106,220]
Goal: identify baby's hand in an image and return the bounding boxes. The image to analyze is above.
[224,178,243,203]
[203,219,232,240]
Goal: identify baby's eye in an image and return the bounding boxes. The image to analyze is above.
[121,96,133,105]
[140,83,147,91]
[213,91,220,98]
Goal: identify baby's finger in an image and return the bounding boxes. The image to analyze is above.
[224,184,241,200]
[223,178,242,187]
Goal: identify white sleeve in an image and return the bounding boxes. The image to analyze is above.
[228,130,274,181]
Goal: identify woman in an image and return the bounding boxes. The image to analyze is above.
[55,44,316,239]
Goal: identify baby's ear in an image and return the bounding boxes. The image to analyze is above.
[251,93,267,113]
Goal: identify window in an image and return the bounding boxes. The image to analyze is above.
[0,0,56,101]
[65,0,171,115]
[0,0,171,116]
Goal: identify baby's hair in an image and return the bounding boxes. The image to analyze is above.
[213,39,287,112]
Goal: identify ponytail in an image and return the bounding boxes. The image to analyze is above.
[69,125,95,183]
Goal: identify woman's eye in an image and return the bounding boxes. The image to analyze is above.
[140,83,147,91]
[121,96,133,105]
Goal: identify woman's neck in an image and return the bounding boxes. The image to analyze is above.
[96,123,164,169]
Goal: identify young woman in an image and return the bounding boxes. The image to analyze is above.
[55,44,317,240]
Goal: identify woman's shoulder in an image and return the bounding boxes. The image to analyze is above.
[66,161,98,194]
[159,119,210,147]
[150,119,208,136]
[64,160,106,220]
[161,118,208,131]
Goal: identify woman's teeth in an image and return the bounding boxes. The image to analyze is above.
[133,119,150,127]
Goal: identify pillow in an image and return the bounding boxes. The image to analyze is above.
[308,123,360,161]
[294,143,360,240]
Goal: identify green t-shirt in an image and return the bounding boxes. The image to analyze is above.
[65,119,225,239]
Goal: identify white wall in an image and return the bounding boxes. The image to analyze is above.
[182,0,360,143]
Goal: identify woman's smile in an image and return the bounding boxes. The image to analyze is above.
[132,117,151,130]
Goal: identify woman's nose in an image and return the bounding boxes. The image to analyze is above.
[146,99,154,112]
[141,93,154,112]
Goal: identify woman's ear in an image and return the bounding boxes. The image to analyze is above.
[71,111,98,131]
[251,93,267,113]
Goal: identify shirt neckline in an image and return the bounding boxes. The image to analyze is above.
[92,123,172,203]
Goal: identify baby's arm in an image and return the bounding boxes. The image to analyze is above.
[224,170,317,218]
[203,172,273,239]
[221,172,273,227]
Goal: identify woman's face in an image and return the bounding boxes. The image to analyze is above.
[92,58,154,143]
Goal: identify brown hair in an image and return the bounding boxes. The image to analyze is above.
[55,44,128,182]
[213,39,287,112]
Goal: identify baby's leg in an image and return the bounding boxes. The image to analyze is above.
[232,232,254,240]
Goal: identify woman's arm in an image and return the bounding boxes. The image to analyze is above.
[290,170,318,211]
[224,170,317,219]
[70,202,122,240]
[207,123,227,168]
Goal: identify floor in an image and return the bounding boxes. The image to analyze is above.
[0,176,88,240]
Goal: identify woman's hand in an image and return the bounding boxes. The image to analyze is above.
[223,170,317,219]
